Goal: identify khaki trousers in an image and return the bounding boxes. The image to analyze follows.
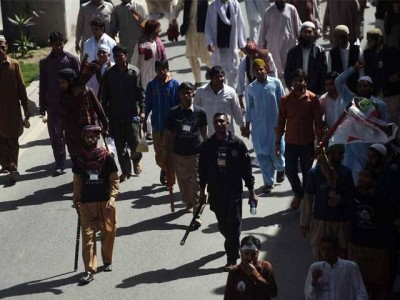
[80,201,116,273]
[310,219,349,260]
[0,133,19,170]
[152,131,164,169]
[173,153,199,208]
[349,243,390,299]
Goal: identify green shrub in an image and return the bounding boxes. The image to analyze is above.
[20,61,39,85]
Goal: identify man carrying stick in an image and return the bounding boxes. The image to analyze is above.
[162,82,207,220]
[73,125,119,284]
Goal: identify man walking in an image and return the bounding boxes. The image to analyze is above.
[205,0,246,87]
[327,25,361,93]
[39,32,80,175]
[300,144,354,260]
[73,125,119,284]
[111,0,147,60]
[145,60,180,185]
[194,66,244,136]
[362,28,400,131]
[276,69,323,209]
[284,21,327,95]
[243,59,285,194]
[101,45,145,182]
[0,35,32,184]
[169,0,211,87]
[162,82,207,216]
[199,112,257,270]
[224,235,278,299]
[237,40,278,111]
[258,0,302,79]
[75,0,114,59]
[244,0,272,43]
[335,61,389,182]
[304,235,368,299]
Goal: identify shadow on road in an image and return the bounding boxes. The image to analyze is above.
[116,251,225,289]
[0,182,71,212]
[0,271,80,299]
[164,40,186,48]
[170,67,192,74]
[167,53,186,61]
[20,137,51,149]
[118,183,181,210]
[212,285,226,295]
[117,209,187,237]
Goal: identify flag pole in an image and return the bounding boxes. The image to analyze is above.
[313,110,348,160]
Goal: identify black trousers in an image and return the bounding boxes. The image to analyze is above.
[210,192,242,264]
[284,143,314,199]
[111,118,142,175]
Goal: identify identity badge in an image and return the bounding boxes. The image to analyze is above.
[90,174,99,181]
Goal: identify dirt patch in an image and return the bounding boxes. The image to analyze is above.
[11,47,51,64]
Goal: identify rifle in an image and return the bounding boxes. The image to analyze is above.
[74,217,81,271]
[180,203,205,246]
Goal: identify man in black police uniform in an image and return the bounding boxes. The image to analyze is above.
[199,112,257,271]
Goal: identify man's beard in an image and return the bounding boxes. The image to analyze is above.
[299,36,314,48]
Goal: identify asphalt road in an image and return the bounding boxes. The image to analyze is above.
[0,2,386,300]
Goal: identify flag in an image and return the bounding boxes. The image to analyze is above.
[329,106,398,144]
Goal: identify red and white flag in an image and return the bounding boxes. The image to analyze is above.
[329,106,398,144]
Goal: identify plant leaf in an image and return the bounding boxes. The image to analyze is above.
[7,17,19,25]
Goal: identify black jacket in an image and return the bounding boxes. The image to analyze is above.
[329,44,360,93]
[199,132,254,199]
[363,44,400,97]
[284,43,327,95]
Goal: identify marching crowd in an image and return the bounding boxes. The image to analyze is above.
[1,0,400,298]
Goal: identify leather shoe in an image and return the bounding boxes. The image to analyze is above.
[119,173,131,182]
[104,263,112,272]
[276,171,285,183]
[262,185,273,193]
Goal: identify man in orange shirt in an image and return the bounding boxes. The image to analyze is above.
[275,69,323,209]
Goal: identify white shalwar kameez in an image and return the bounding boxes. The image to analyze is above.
[83,33,116,95]
[205,0,246,88]
[258,4,302,78]
[304,259,368,300]
[245,0,273,43]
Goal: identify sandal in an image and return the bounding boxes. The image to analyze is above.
[119,173,131,182]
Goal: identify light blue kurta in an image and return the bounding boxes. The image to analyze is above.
[245,76,285,186]
[245,76,284,155]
